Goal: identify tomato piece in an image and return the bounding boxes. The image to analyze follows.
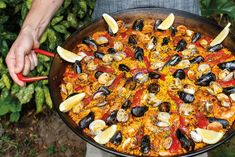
[170,135,181,153]
[97,65,115,74]
[135,127,144,145]
[167,90,183,106]
[109,73,124,90]
[83,96,92,105]
[179,116,187,133]
[124,47,134,58]
[217,80,235,88]
[121,32,127,38]
[75,85,83,91]
[196,112,209,128]
[101,112,110,121]
[131,88,146,107]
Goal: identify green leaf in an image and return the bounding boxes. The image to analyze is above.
[53,24,67,34]
[43,86,52,109]
[10,112,20,122]
[0,102,10,116]
[21,2,28,20]
[0,1,6,9]
[9,102,21,113]
[35,86,44,113]
[67,13,78,28]
[26,0,32,9]
[11,83,20,95]
[15,84,34,105]
[63,0,72,9]
[2,73,11,90]
[51,16,64,26]
[1,88,9,99]
[0,16,9,24]
[47,29,57,50]
[39,30,48,44]
[0,40,9,58]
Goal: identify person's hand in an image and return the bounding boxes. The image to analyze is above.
[6,26,39,86]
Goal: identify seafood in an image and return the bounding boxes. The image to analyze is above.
[78,111,95,130]
[82,37,97,51]
[118,64,130,72]
[140,135,150,154]
[131,106,149,117]
[217,60,235,71]
[89,119,106,135]
[175,39,187,52]
[191,32,201,43]
[178,91,195,103]
[133,19,144,31]
[176,129,195,151]
[190,55,204,64]
[173,69,185,80]
[208,44,223,52]
[165,54,182,66]
[110,131,123,145]
[196,72,216,86]
[135,47,144,61]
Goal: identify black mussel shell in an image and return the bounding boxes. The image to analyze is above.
[131,106,149,117]
[82,37,97,51]
[148,72,161,79]
[223,86,235,95]
[176,129,195,151]
[133,19,144,31]
[192,32,201,43]
[95,71,103,79]
[119,64,130,72]
[166,54,182,66]
[122,99,131,110]
[208,44,223,52]
[170,26,177,36]
[94,51,105,59]
[124,77,137,90]
[162,37,170,46]
[173,69,185,80]
[128,35,137,45]
[140,135,150,154]
[154,19,162,31]
[108,48,116,54]
[135,47,144,61]
[175,39,187,52]
[196,72,216,86]
[74,60,82,73]
[78,112,95,130]
[159,102,171,112]
[217,60,235,71]
[98,86,111,95]
[190,55,204,64]
[178,91,195,103]
[110,131,122,145]
[208,117,229,128]
[105,110,118,125]
[147,83,160,94]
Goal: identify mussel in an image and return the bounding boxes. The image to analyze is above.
[121,99,131,110]
[148,72,161,79]
[108,48,116,54]
[78,111,95,130]
[173,69,185,80]
[176,129,195,151]
[192,32,201,43]
[98,86,111,95]
[159,102,171,112]
[119,64,130,72]
[154,19,162,31]
[162,37,170,46]
[95,71,103,79]
[82,37,97,51]
[208,117,229,129]
[166,54,182,66]
[147,83,160,94]
[94,51,105,60]
[223,86,235,95]
[105,110,118,125]
[74,60,82,73]
[208,44,223,52]
[133,19,144,31]
[170,26,177,36]
[175,39,187,52]
[128,35,137,45]
[189,55,204,64]
[178,91,195,103]
[140,135,150,154]
[124,77,136,90]
[147,36,157,50]
[110,131,122,145]
[196,72,216,86]
[131,106,149,117]
[217,60,235,71]
[135,47,144,61]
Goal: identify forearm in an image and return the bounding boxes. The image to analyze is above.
[21,0,64,40]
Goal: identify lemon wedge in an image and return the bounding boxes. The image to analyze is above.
[59,93,86,112]
[57,46,86,63]
[94,125,117,144]
[102,13,118,34]
[196,128,224,144]
[210,22,231,46]
[157,13,175,30]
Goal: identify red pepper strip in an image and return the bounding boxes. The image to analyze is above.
[75,85,83,91]
[135,127,144,145]
[207,54,232,67]
[83,96,92,105]
[121,32,127,38]
[97,65,115,74]
[196,112,209,129]
[167,90,183,106]
[65,72,78,78]
[179,116,188,133]
[17,73,48,82]
[158,72,166,81]
[109,73,124,90]
[170,134,181,153]
[131,88,146,107]
[124,47,134,58]
[101,112,110,121]
[216,79,235,88]
[34,49,55,57]
[169,67,177,74]
[143,56,151,70]
[205,50,225,61]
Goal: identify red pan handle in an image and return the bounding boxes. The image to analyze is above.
[17,49,55,82]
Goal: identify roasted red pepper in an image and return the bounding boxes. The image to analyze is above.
[179,116,187,133]
[131,88,146,107]
[135,127,144,145]
[83,96,92,105]
[17,73,48,82]
[217,80,235,87]
[124,47,134,58]
[167,90,183,106]
[97,65,115,74]
[143,56,151,70]
[196,112,209,128]
[170,134,181,153]
[109,73,124,90]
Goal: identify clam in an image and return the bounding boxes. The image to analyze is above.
[183,84,196,95]
[113,52,126,61]
[199,39,208,48]
[117,109,129,123]
[179,103,193,116]
[151,61,165,70]
[157,112,170,123]
[114,41,123,51]
[218,69,234,82]
[208,82,223,95]
[89,119,106,135]
[156,121,170,127]
[198,63,211,75]
[216,93,231,107]
[102,54,113,63]
[94,125,117,145]
[87,60,98,71]
[163,137,173,149]
[178,60,191,69]
[98,72,115,86]
[95,36,109,46]
[134,72,149,83]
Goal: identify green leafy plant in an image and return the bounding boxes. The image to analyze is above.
[0,0,96,122]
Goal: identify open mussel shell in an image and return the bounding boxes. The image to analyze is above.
[128,35,137,45]
[176,129,195,151]
[196,72,216,86]
[208,117,229,128]
[94,51,105,60]
[74,60,82,73]
[217,60,235,71]
[140,135,150,154]
[147,83,160,94]
[178,91,195,103]
[108,48,116,54]
[223,86,235,95]
[192,32,201,43]
[170,26,177,36]
[105,110,118,125]
[133,19,144,31]
[119,64,130,72]
[190,55,204,64]
[124,77,137,90]
[110,131,123,145]
[82,37,97,51]
[166,54,182,66]
[78,111,95,130]
[154,19,162,31]
[98,86,111,95]
[148,72,161,79]
[135,47,144,61]
[134,72,149,83]
[173,69,185,80]
[121,99,131,110]
[162,37,170,46]
[175,39,187,52]
[95,71,103,79]
[131,106,149,117]
[208,44,223,52]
